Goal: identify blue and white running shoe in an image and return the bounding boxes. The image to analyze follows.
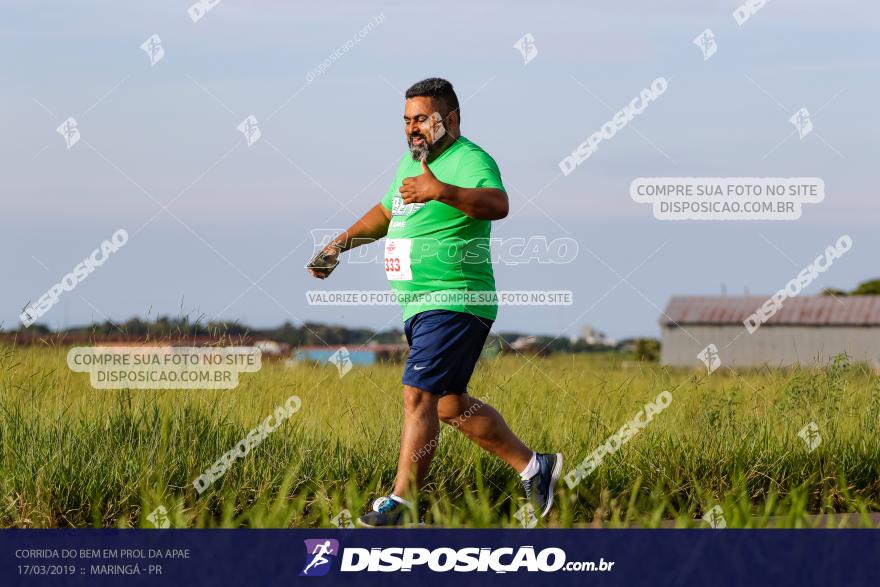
[356,496,419,528]
[521,453,563,517]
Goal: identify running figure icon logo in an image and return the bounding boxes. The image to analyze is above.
[513,33,538,65]
[300,539,339,577]
[56,117,80,149]
[692,29,717,61]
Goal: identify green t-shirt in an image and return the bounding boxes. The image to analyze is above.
[380,136,504,322]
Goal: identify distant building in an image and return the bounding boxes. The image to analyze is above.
[508,336,550,356]
[254,340,290,357]
[579,325,617,347]
[660,296,880,369]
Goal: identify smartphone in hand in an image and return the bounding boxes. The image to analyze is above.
[307,249,339,279]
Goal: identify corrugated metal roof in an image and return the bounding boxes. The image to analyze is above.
[661,296,880,326]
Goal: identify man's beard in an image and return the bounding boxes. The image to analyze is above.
[408,135,431,161]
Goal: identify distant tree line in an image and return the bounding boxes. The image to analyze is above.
[7,317,660,358]
[823,278,880,297]
[6,316,404,347]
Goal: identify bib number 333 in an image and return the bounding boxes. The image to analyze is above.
[384,238,413,281]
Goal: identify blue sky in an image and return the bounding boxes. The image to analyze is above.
[2,0,878,338]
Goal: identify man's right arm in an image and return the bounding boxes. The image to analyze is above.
[307,203,391,279]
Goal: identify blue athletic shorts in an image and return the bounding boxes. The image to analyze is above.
[402,309,493,396]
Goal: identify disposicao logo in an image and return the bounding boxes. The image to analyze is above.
[300,539,339,577]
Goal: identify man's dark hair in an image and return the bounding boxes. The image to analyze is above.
[405,78,460,121]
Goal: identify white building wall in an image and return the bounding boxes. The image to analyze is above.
[661,325,880,368]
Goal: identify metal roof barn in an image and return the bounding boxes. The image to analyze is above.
[660,296,880,369]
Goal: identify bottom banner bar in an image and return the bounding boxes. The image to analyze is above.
[3,529,879,586]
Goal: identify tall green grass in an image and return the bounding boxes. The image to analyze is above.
[1,344,878,528]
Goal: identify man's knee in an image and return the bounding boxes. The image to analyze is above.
[437,395,470,425]
[402,385,438,415]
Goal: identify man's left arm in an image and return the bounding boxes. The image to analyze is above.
[400,160,509,220]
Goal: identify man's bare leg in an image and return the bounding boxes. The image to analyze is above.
[437,394,564,519]
[364,388,559,527]
[436,394,533,472]
[392,385,440,498]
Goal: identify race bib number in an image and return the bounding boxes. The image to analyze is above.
[384,238,413,281]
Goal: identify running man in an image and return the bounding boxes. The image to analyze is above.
[302,541,334,575]
[308,78,562,527]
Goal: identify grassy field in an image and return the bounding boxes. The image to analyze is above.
[1,344,879,528]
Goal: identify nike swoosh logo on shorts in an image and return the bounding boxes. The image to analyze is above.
[413,365,427,371]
